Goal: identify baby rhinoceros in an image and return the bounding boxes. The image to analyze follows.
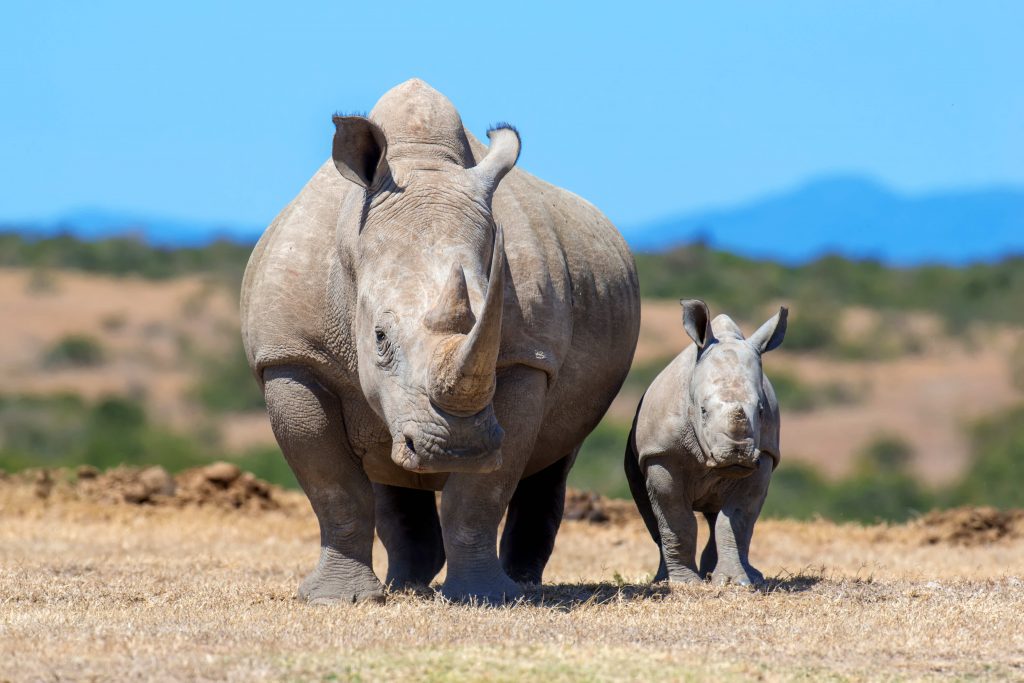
[625,299,787,587]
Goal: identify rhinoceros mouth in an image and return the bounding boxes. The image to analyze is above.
[713,463,758,479]
[390,426,503,474]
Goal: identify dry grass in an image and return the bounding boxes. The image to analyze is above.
[3,486,1023,681]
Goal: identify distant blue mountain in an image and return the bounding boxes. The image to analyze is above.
[5,175,1024,264]
[8,208,262,247]
[622,175,1024,264]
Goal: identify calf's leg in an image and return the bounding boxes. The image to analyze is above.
[646,461,701,584]
[710,457,771,587]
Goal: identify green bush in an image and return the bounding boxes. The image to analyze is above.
[760,463,833,520]
[43,334,106,368]
[620,356,674,397]
[763,435,932,523]
[769,371,861,413]
[234,446,299,489]
[0,232,251,282]
[569,418,633,499]
[782,308,839,352]
[193,342,266,413]
[635,243,1024,355]
[0,394,211,473]
[955,405,1024,508]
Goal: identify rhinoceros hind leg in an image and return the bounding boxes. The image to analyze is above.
[499,451,574,584]
[698,511,718,579]
[375,484,445,592]
[263,366,384,605]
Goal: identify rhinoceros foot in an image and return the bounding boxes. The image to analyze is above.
[440,571,524,604]
[666,567,703,585]
[297,560,386,605]
[711,564,765,589]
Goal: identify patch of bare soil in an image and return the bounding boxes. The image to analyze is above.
[7,462,288,511]
[905,506,1024,546]
[564,488,639,525]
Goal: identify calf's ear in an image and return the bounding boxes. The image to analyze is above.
[750,306,788,353]
[680,299,715,349]
[332,115,389,189]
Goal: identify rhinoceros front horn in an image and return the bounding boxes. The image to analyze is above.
[428,226,505,416]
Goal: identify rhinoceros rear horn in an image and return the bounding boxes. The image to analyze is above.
[470,125,521,196]
[332,115,389,189]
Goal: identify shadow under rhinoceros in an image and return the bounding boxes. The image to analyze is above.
[520,582,673,610]
[757,573,824,593]
[401,573,824,609]
[518,573,823,609]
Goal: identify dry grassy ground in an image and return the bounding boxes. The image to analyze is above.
[2,477,1023,682]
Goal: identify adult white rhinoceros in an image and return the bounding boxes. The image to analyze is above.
[241,79,639,603]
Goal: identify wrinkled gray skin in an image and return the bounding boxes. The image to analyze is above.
[625,300,786,587]
[241,79,639,603]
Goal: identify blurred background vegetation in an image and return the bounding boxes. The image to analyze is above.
[2,232,1024,522]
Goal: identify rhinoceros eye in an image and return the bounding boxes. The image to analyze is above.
[700,406,708,423]
[374,327,394,366]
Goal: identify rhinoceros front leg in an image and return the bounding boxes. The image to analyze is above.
[439,367,547,602]
[645,461,701,584]
[263,366,384,605]
[710,457,771,587]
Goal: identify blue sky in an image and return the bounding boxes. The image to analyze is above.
[1,1,1021,231]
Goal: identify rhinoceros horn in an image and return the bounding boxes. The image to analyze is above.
[428,226,505,415]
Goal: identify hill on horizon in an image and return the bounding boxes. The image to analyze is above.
[622,175,1024,264]
[5,174,1024,265]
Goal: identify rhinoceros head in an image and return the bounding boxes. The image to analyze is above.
[680,299,787,478]
[329,81,519,474]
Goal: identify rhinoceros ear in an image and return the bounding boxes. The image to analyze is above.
[681,299,715,350]
[470,124,521,197]
[332,115,389,189]
[749,306,788,354]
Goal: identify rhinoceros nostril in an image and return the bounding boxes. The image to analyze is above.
[405,437,416,455]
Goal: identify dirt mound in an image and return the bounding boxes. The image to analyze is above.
[564,488,638,525]
[14,463,284,511]
[909,506,1024,546]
